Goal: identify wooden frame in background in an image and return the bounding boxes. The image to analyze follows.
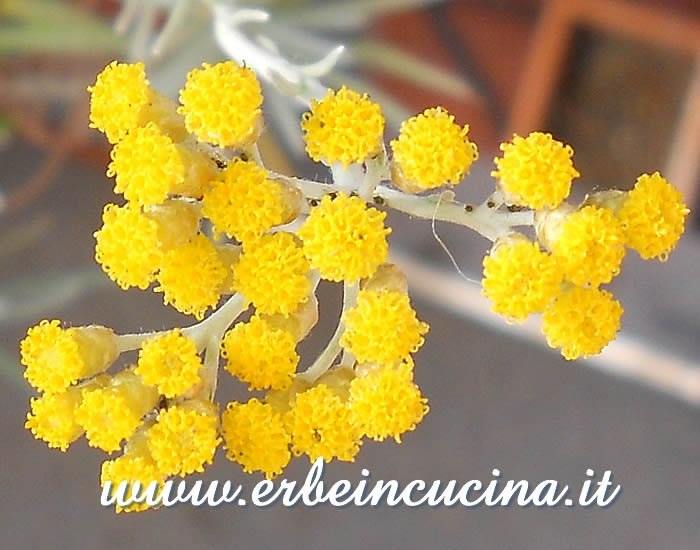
[509,0,700,209]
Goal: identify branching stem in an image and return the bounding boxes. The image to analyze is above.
[300,281,358,383]
[271,172,534,241]
[115,293,247,353]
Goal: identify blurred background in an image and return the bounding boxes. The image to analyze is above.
[1,0,699,548]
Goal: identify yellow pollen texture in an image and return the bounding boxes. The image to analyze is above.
[202,159,285,242]
[232,232,311,317]
[301,86,385,167]
[542,286,623,360]
[551,205,626,287]
[492,132,579,209]
[285,384,362,463]
[20,320,85,393]
[391,107,478,191]
[101,454,166,513]
[617,172,690,261]
[178,61,263,148]
[298,192,391,282]
[221,316,299,391]
[94,203,164,290]
[341,290,429,366]
[107,123,184,208]
[135,330,202,398]
[25,388,85,451]
[221,399,291,479]
[350,361,429,442]
[147,402,221,477]
[482,237,562,322]
[155,233,228,320]
[76,388,148,453]
[88,61,150,143]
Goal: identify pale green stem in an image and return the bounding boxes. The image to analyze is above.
[184,293,247,345]
[358,157,383,201]
[272,172,534,241]
[308,269,322,292]
[300,281,358,383]
[115,293,247,354]
[202,335,221,401]
[330,162,363,192]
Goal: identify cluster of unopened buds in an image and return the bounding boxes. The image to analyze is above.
[21,60,689,512]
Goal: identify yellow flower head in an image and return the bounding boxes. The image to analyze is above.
[94,203,164,290]
[88,61,150,143]
[101,454,165,513]
[221,316,298,391]
[542,286,623,360]
[178,61,263,148]
[155,233,228,320]
[25,387,85,451]
[202,159,286,242]
[617,172,690,261]
[20,320,117,393]
[285,384,362,463]
[482,235,563,322]
[298,192,391,282]
[492,132,579,209]
[549,205,626,286]
[147,401,221,477]
[301,86,385,167]
[135,329,202,398]
[350,360,429,442]
[21,320,85,393]
[232,232,311,317]
[341,290,429,366]
[221,399,291,479]
[106,123,184,208]
[391,107,478,192]
[76,371,159,452]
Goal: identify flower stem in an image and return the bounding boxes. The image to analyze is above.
[300,281,358,383]
[271,172,534,241]
[115,293,247,354]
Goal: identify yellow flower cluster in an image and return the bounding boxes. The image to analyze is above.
[155,233,229,320]
[301,86,385,167]
[391,107,478,192]
[492,132,579,210]
[542,286,624,360]
[202,159,298,242]
[298,193,391,283]
[221,399,291,479]
[221,316,299,391]
[232,233,311,316]
[178,61,263,148]
[107,122,216,208]
[482,234,562,323]
[88,61,186,144]
[350,359,429,443]
[482,135,687,358]
[88,61,305,320]
[100,429,166,513]
[220,351,430,478]
[21,313,225,511]
[618,172,690,261]
[22,58,689,509]
[135,329,203,398]
[341,289,429,366]
[147,401,221,477]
